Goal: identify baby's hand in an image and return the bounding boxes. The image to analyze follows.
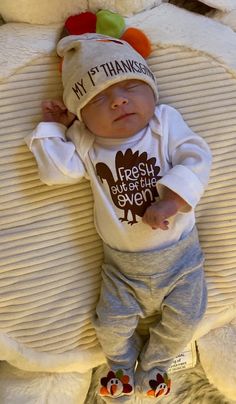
[42,100,76,128]
[142,200,179,230]
[143,188,189,230]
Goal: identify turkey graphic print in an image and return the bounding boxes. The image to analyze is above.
[96,149,162,225]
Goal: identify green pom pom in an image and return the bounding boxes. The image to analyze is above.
[116,369,124,380]
[96,10,125,38]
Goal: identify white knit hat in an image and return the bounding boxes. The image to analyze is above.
[57,33,158,120]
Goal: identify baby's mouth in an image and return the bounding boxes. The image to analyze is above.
[114,113,135,122]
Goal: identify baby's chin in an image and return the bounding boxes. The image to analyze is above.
[108,117,148,138]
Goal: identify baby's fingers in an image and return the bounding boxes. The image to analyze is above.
[51,99,67,110]
[41,100,66,112]
[152,220,169,230]
[142,204,169,230]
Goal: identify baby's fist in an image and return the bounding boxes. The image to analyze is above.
[42,100,76,127]
[142,200,178,230]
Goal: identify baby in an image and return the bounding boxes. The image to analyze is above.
[25,33,212,401]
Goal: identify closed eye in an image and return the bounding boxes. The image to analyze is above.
[125,82,145,91]
[88,95,106,105]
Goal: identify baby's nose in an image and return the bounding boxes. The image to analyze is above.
[111,94,128,109]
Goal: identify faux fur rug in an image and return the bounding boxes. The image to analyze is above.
[85,361,236,404]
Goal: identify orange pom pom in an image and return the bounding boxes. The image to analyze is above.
[121,27,151,58]
[100,387,109,396]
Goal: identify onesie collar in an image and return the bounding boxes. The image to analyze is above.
[149,105,162,136]
[95,127,146,147]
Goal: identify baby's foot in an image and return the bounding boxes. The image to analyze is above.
[146,371,171,398]
[99,369,134,399]
[135,367,171,398]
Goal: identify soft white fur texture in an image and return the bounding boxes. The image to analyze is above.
[86,336,236,403]
[127,4,236,72]
[198,324,236,401]
[1,0,236,24]
[0,0,88,24]
[1,4,236,82]
[201,0,236,11]
[211,9,236,30]
[1,326,236,404]
[0,23,61,81]
[0,0,163,23]
[0,362,92,404]
[88,0,163,17]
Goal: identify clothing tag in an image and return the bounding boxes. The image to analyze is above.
[168,342,197,374]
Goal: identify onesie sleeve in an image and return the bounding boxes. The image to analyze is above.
[25,122,87,185]
[156,105,212,209]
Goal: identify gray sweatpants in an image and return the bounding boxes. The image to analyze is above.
[93,227,207,373]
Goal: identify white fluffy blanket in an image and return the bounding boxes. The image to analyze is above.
[1,4,236,81]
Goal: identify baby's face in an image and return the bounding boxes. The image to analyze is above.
[81,80,156,138]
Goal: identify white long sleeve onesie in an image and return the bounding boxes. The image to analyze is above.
[25,104,212,252]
